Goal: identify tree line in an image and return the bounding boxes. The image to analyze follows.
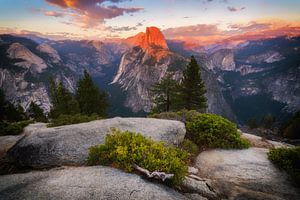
[1,56,206,123]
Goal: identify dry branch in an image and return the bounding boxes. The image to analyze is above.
[132,164,174,181]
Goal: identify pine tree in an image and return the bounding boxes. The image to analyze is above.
[178,56,207,111]
[75,70,108,117]
[150,73,179,113]
[27,102,47,122]
[49,79,80,118]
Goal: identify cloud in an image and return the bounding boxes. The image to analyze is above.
[164,24,222,38]
[31,8,64,18]
[44,0,143,28]
[227,6,245,12]
[107,21,145,32]
[44,10,65,17]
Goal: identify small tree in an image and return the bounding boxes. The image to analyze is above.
[150,73,179,113]
[49,79,80,118]
[27,102,47,122]
[75,70,108,117]
[178,56,207,111]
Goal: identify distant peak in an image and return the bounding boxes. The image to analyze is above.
[126,26,168,50]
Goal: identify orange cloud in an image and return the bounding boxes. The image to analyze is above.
[44,0,143,28]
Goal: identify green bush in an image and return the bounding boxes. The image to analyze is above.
[48,114,101,127]
[186,113,250,149]
[0,120,31,136]
[268,147,300,187]
[88,129,188,186]
[179,139,199,163]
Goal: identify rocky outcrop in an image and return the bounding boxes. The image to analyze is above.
[7,43,47,73]
[0,135,24,160]
[207,49,235,71]
[8,118,186,168]
[194,147,300,200]
[126,26,168,50]
[112,27,185,112]
[111,45,181,112]
[0,166,189,200]
[245,51,284,64]
[36,43,61,63]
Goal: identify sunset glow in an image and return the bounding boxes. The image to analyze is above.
[0,0,300,43]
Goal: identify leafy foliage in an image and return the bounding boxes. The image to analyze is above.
[75,70,108,117]
[27,102,48,122]
[177,56,207,111]
[48,113,101,127]
[49,78,80,118]
[268,147,300,187]
[179,139,199,163]
[0,120,32,136]
[88,129,188,186]
[150,73,179,113]
[186,113,250,149]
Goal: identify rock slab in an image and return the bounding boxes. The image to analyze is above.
[7,117,186,168]
[195,147,300,200]
[0,166,188,200]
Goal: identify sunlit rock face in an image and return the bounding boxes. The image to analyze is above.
[126,26,169,50]
[112,27,235,120]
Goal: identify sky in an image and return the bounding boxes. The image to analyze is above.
[0,0,300,42]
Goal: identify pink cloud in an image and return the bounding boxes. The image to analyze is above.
[31,8,64,18]
[163,21,300,47]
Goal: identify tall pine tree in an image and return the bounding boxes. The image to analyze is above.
[49,78,80,118]
[75,70,108,117]
[150,73,179,113]
[178,56,207,111]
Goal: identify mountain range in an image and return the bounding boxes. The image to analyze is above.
[0,27,299,124]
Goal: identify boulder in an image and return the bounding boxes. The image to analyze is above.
[241,132,293,149]
[0,135,24,160]
[7,117,186,168]
[0,166,188,200]
[182,176,218,199]
[195,147,300,200]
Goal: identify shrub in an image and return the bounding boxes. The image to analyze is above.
[48,113,101,127]
[268,147,300,187]
[87,129,188,186]
[186,113,250,149]
[179,139,199,163]
[0,120,31,136]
